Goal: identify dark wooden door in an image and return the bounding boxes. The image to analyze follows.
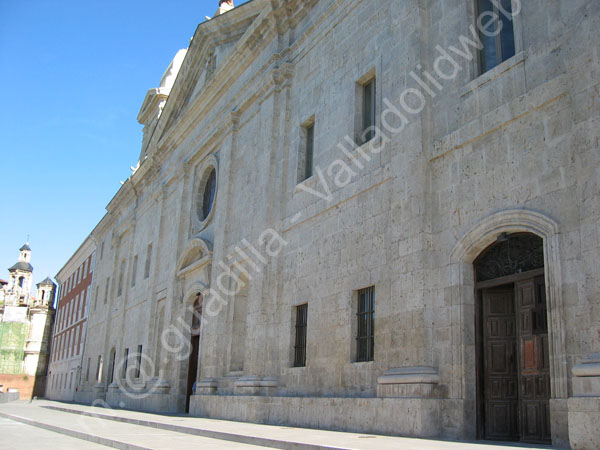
[185,335,200,413]
[515,277,551,444]
[482,287,519,441]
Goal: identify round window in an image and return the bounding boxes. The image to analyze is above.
[199,168,216,221]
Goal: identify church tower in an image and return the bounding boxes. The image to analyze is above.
[7,243,34,304]
[36,277,56,307]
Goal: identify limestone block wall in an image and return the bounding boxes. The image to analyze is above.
[73,0,598,446]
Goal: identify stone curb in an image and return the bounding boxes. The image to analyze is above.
[42,405,348,450]
[0,410,149,450]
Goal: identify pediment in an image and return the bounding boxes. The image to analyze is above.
[153,1,266,146]
[176,238,213,277]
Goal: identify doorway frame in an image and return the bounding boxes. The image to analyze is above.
[449,209,567,444]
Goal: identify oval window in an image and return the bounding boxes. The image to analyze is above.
[200,168,216,221]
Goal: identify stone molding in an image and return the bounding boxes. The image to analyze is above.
[572,354,600,378]
[450,208,568,401]
[196,378,218,395]
[377,366,440,385]
[377,367,440,399]
[234,376,279,395]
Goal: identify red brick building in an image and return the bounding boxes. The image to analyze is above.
[46,237,95,401]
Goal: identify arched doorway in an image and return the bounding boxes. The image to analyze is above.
[185,294,202,413]
[474,233,551,444]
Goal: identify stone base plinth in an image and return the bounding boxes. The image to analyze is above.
[377,366,440,399]
[233,376,278,396]
[190,395,441,438]
[568,353,600,449]
[568,397,600,449]
[104,379,174,413]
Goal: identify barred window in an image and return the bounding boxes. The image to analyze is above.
[136,345,143,378]
[122,348,129,379]
[293,304,308,367]
[356,286,375,362]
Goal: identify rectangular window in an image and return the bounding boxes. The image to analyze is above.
[356,286,375,362]
[131,255,138,287]
[104,277,110,304]
[100,241,104,260]
[96,355,102,382]
[293,304,308,367]
[477,0,516,74]
[94,286,99,311]
[361,78,376,144]
[86,357,91,381]
[144,244,152,279]
[297,120,315,183]
[122,348,129,378]
[117,261,125,297]
[136,345,143,378]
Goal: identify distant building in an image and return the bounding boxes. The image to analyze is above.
[0,244,55,398]
[45,237,95,401]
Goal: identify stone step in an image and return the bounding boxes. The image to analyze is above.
[40,404,345,450]
[2,400,556,450]
[0,402,272,450]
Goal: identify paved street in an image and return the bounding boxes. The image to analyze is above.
[0,417,109,450]
[0,400,557,450]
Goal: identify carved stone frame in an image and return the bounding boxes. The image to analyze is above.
[449,209,568,442]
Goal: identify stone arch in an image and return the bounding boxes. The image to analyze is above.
[176,238,213,277]
[448,209,568,436]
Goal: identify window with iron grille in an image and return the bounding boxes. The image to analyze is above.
[136,345,143,378]
[122,348,129,379]
[476,0,516,74]
[293,304,308,367]
[356,286,375,362]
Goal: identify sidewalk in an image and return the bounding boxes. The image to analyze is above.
[0,400,556,450]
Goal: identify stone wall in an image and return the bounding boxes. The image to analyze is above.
[73,0,599,447]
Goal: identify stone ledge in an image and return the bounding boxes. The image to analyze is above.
[234,376,279,396]
[572,354,600,397]
[572,353,600,378]
[377,366,440,399]
[377,366,440,385]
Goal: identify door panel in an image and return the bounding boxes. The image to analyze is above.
[515,278,551,444]
[483,287,519,441]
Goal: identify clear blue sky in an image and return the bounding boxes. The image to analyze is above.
[0,0,240,289]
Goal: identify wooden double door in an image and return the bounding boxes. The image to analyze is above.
[479,276,551,444]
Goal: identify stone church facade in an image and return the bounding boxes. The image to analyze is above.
[72,1,599,448]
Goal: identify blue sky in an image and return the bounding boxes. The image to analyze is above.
[0,0,240,289]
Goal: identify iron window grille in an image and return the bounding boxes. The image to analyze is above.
[356,286,375,362]
[294,304,308,367]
